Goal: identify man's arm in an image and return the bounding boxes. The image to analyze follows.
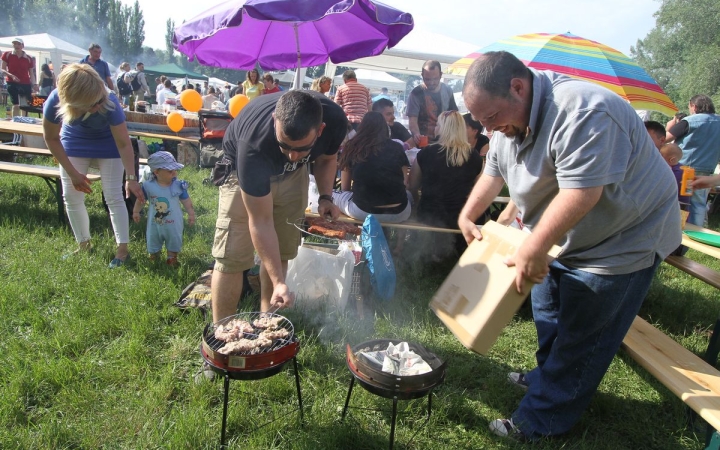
[313,153,341,219]
[106,76,114,91]
[1,60,17,82]
[458,173,505,242]
[507,186,603,293]
[241,190,293,309]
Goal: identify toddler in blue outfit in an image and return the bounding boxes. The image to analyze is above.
[132,151,195,266]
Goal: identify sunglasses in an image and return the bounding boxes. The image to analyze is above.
[277,132,319,153]
[93,97,105,107]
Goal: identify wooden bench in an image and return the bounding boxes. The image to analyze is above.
[665,255,720,291]
[0,161,100,223]
[622,316,720,449]
[0,144,148,165]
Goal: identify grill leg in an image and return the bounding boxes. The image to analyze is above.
[341,376,355,421]
[292,357,304,426]
[220,373,230,449]
[389,396,398,450]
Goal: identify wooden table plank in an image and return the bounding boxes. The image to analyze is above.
[0,161,100,180]
[0,120,200,143]
[683,223,720,259]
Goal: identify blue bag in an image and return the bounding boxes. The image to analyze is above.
[361,214,396,300]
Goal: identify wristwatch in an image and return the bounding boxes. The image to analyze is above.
[126,175,137,181]
[318,194,333,204]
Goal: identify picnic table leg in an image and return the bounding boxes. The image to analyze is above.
[704,318,720,367]
[42,177,66,225]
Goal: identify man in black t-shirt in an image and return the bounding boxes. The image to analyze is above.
[372,98,414,148]
[211,91,347,321]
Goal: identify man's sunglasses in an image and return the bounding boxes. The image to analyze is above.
[277,133,319,153]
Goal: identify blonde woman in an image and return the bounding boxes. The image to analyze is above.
[311,76,332,95]
[409,110,483,255]
[241,69,263,100]
[42,63,145,268]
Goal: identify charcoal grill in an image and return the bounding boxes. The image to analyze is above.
[200,312,303,448]
[342,339,446,450]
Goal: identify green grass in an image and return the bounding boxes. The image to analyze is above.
[0,160,717,449]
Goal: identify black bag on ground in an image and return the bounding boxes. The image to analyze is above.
[200,142,224,168]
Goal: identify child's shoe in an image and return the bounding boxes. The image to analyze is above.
[166,256,179,267]
[149,252,160,261]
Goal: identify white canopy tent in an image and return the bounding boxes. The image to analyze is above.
[333,69,405,92]
[0,33,87,75]
[324,30,478,79]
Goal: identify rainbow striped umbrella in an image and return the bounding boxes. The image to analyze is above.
[448,32,678,117]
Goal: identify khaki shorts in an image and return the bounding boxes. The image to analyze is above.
[212,166,309,273]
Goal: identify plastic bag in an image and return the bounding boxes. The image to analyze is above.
[362,215,396,300]
[307,174,320,213]
[286,244,356,310]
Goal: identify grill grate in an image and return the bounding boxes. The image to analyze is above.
[204,312,295,356]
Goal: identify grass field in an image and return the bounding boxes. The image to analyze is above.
[0,157,718,449]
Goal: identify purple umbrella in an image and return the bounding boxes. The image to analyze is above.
[173,0,414,88]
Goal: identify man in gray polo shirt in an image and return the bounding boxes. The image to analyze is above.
[458,51,681,441]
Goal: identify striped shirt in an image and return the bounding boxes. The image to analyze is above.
[335,80,371,124]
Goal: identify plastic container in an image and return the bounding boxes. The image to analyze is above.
[680,166,695,196]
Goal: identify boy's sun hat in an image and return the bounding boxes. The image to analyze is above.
[148,151,183,171]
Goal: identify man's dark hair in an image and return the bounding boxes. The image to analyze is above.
[372,98,394,112]
[675,112,687,121]
[644,120,665,137]
[690,95,716,114]
[422,60,442,74]
[275,91,323,140]
[88,43,101,51]
[342,70,357,81]
[464,51,531,99]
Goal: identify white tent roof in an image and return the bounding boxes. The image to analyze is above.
[0,33,88,79]
[270,70,314,85]
[326,30,478,78]
[0,33,87,57]
[334,69,405,92]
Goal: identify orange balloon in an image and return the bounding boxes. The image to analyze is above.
[179,89,202,112]
[166,111,184,133]
[228,94,250,118]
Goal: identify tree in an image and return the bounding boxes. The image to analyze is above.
[632,0,720,112]
[165,18,175,64]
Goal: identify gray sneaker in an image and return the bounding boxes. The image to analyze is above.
[508,372,529,390]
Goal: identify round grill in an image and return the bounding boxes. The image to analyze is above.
[201,312,299,373]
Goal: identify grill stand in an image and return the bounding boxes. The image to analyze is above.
[340,373,441,450]
[206,357,303,449]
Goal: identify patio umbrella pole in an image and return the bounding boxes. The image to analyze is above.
[293,23,301,90]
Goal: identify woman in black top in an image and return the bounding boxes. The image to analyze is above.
[409,111,483,258]
[333,112,411,222]
[39,63,55,96]
[463,113,490,170]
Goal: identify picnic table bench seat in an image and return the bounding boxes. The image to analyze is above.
[0,161,100,223]
[0,144,148,165]
[622,316,720,449]
[665,255,720,291]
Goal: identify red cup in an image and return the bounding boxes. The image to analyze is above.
[417,135,428,147]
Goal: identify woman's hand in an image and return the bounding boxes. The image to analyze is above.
[132,212,141,223]
[126,180,144,203]
[69,171,93,194]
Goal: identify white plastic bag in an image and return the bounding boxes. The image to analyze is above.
[286,244,356,310]
[307,174,320,213]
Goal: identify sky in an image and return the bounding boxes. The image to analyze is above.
[121,0,660,60]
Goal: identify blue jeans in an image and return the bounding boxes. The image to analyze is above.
[688,185,710,227]
[512,255,661,439]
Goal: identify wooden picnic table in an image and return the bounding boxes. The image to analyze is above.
[0,119,201,143]
[683,223,720,259]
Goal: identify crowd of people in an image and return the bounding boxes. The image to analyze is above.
[5,33,719,444]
